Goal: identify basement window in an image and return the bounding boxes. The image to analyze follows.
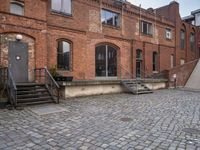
[141,21,153,36]
[10,1,24,16]
[51,0,72,15]
[101,9,120,27]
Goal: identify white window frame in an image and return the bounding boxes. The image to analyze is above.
[166,28,172,40]
[141,21,153,36]
[51,0,72,15]
[10,1,24,16]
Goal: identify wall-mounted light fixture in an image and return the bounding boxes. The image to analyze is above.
[16,34,23,41]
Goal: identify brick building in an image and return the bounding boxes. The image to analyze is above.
[0,0,200,82]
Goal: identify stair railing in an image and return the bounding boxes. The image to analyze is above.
[119,64,140,93]
[7,68,17,107]
[119,65,153,93]
[34,68,60,103]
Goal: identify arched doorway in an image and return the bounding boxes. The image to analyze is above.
[0,33,35,82]
[95,44,117,78]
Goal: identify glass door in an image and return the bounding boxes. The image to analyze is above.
[95,45,117,78]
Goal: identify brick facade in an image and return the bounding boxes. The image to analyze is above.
[0,0,199,80]
[168,59,199,87]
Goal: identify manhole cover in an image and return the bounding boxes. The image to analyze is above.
[120,117,133,122]
[182,128,200,135]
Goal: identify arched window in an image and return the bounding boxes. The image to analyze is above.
[190,32,195,51]
[180,29,185,49]
[153,51,158,71]
[10,1,24,16]
[57,40,71,71]
[95,44,117,77]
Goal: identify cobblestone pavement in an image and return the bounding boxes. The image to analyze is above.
[1,89,200,150]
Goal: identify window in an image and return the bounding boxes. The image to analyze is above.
[141,21,153,36]
[101,9,120,27]
[180,59,185,65]
[170,54,174,68]
[190,33,195,51]
[57,41,71,70]
[10,1,24,16]
[166,28,172,40]
[95,45,117,77]
[51,0,72,15]
[180,30,185,49]
[136,49,142,60]
[153,52,158,71]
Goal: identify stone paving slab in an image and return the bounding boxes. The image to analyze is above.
[0,89,200,150]
[28,104,68,116]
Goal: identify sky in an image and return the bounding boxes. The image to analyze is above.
[127,0,200,17]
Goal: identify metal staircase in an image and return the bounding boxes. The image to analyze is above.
[0,67,60,108]
[121,80,153,95]
[120,65,153,95]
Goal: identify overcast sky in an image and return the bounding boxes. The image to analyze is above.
[127,0,200,17]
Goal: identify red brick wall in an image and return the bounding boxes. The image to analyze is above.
[159,45,175,71]
[156,1,200,66]
[0,0,199,81]
[168,59,198,87]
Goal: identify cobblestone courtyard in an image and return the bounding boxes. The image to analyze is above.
[0,89,200,150]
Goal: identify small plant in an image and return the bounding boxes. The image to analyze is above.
[49,65,58,77]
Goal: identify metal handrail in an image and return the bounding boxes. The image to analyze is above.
[34,68,60,103]
[6,67,17,107]
[119,64,154,93]
[7,68,17,90]
[0,67,17,107]
[45,68,60,88]
[119,64,140,93]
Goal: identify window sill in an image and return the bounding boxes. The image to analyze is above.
[153,71,159,74]
[166,38,172,41]
[10,12,24,17]
[57,69,72,73]
[50,10,73,19]
[102,24,121,30]
[141,33,153,38]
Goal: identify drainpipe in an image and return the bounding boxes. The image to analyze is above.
[131,39,134,79]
